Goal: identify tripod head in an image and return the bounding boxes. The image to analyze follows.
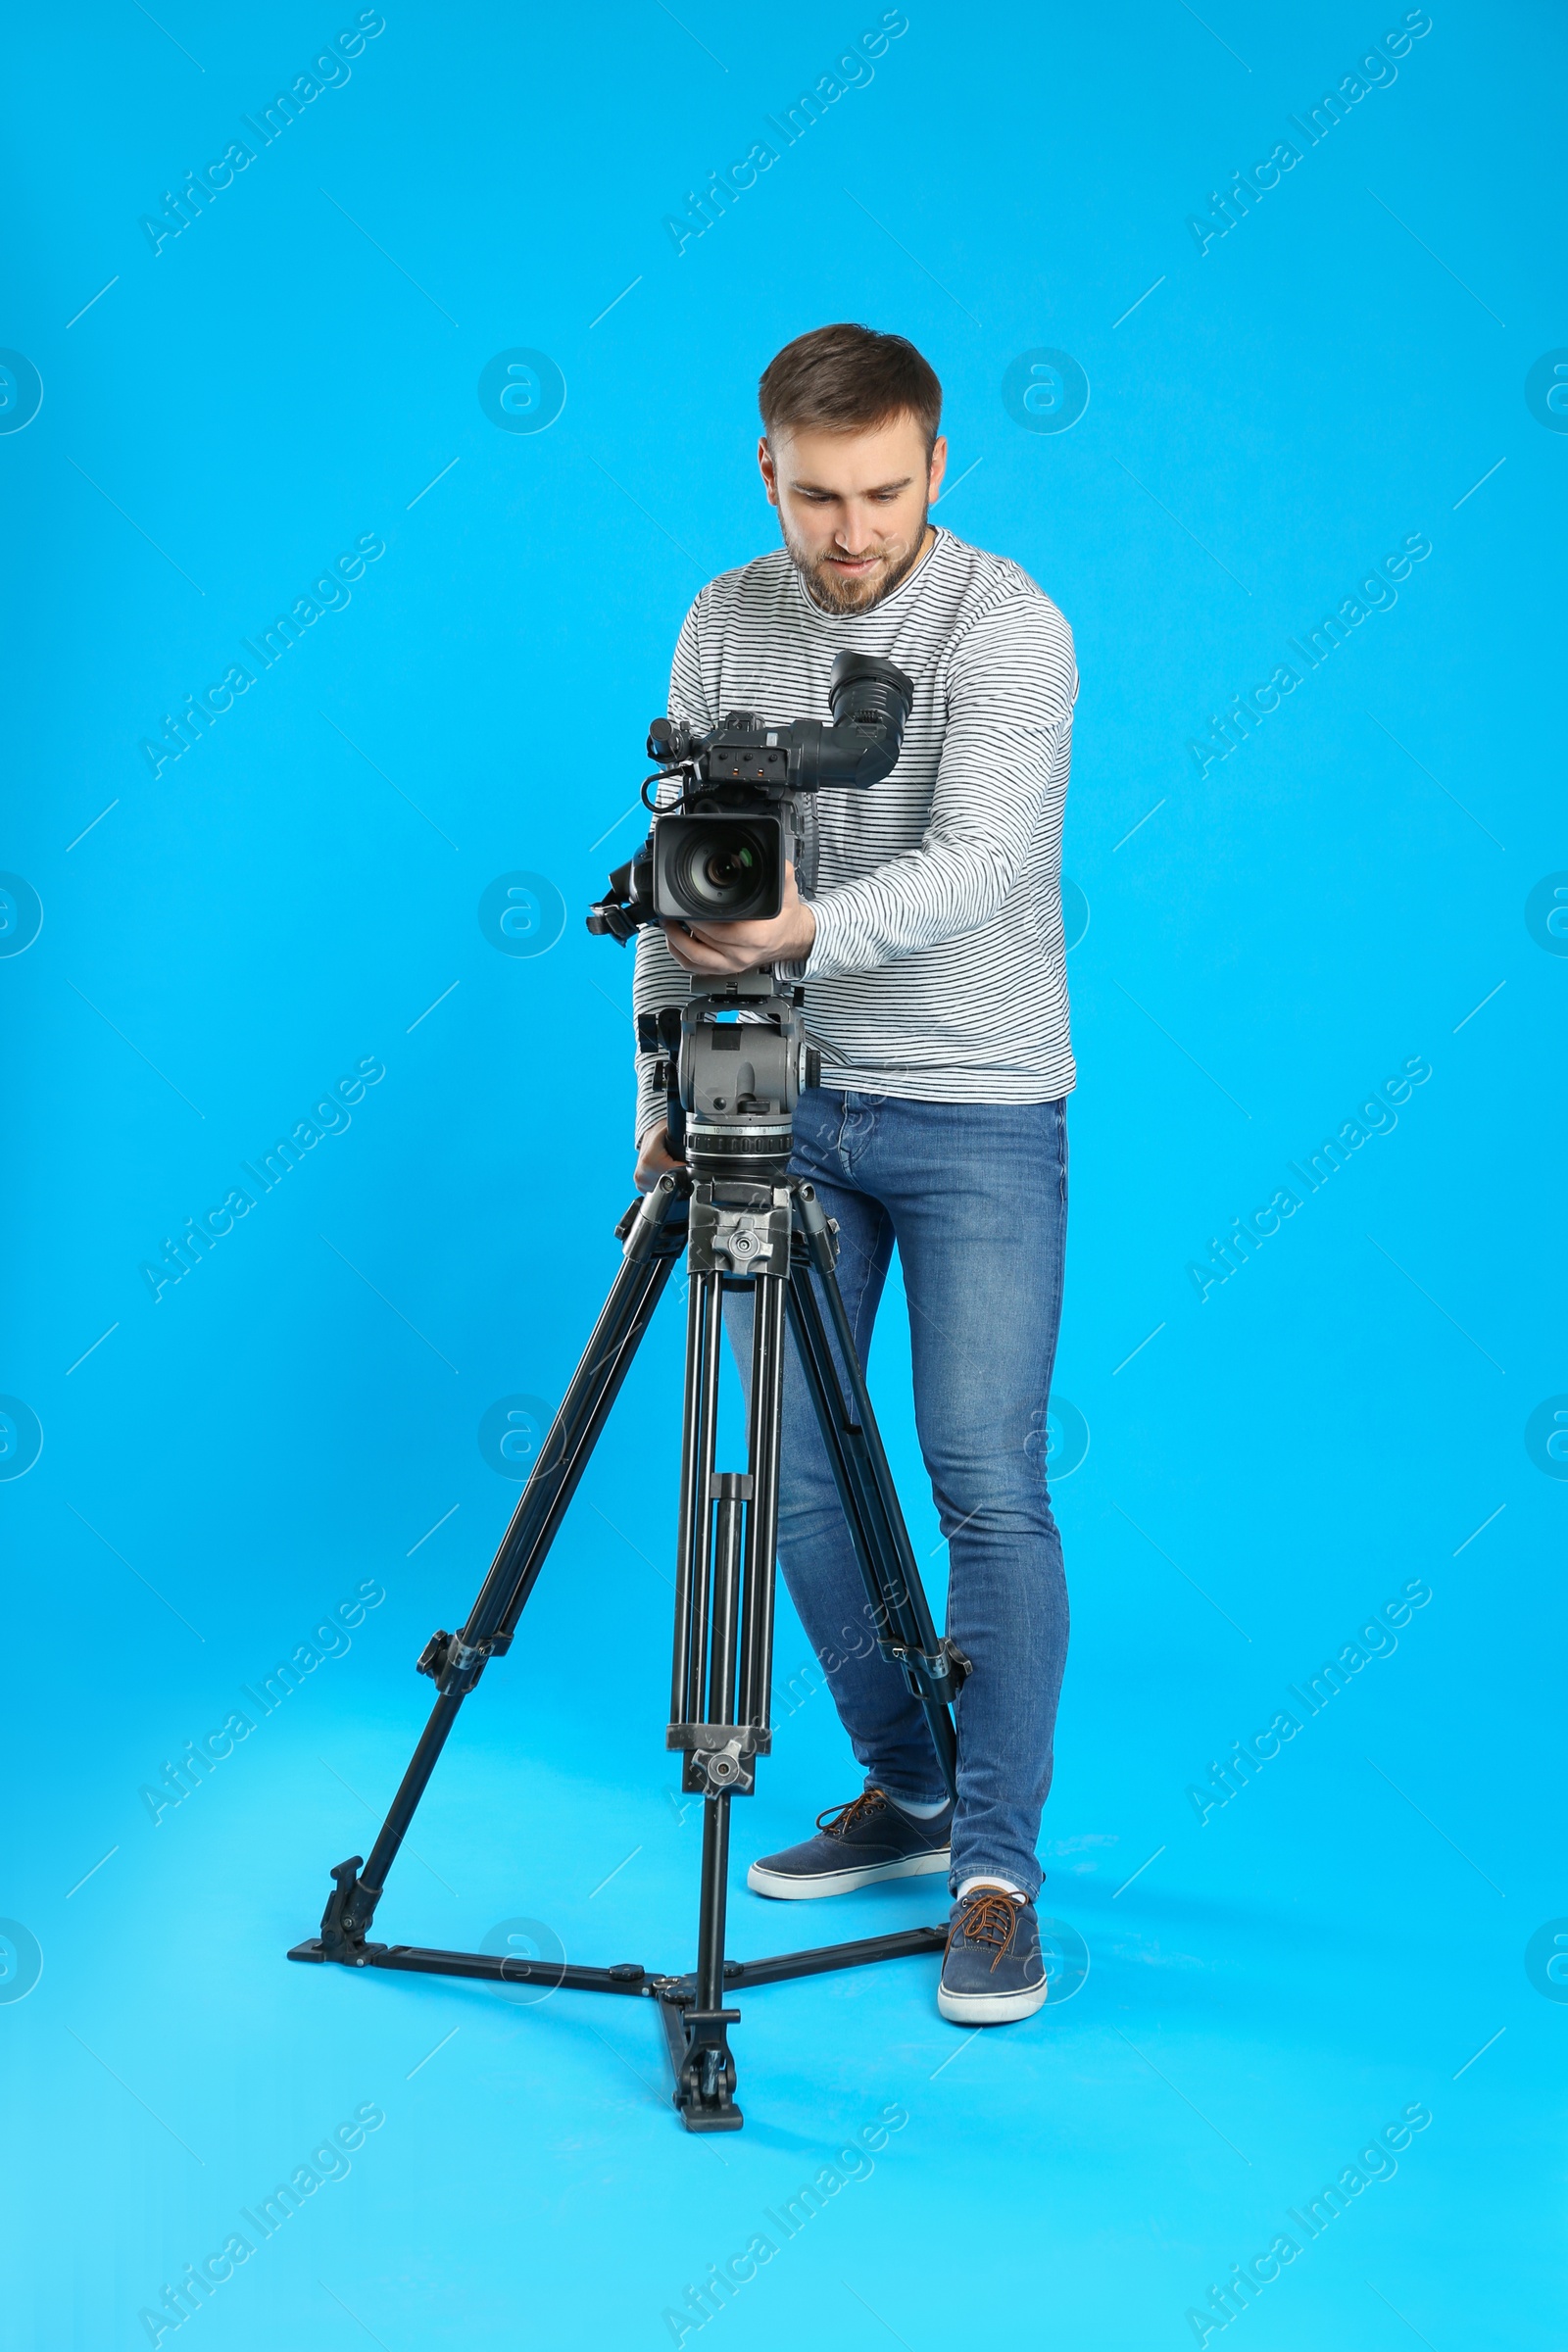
[638,966,817,1187]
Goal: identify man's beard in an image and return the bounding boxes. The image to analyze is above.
[782,506,932,614]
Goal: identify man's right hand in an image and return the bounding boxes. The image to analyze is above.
[635,1126,683,1193]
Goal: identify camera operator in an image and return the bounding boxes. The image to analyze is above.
[632,324,1076,2027]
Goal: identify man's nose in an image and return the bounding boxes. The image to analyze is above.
[835,507,878,554]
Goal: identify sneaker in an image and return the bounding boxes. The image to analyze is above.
[937,1887,1047,2024]
[746,1788,953,1900]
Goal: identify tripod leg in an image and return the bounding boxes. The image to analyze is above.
[738,1271,788,1729]
[669,1271,723,1726]
[675,1795,742,2131]
[675,1422,747,2132]
[315,1180,686,1960]
[785,1195,961,1798]
[673,1267,787,2133]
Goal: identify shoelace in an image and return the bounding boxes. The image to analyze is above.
[952,1888,1022,1972]
[816,1789,890,1839]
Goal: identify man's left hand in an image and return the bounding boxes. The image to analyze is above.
[662,861,815,975]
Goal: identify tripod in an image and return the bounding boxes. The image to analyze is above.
[290,982,965,2132]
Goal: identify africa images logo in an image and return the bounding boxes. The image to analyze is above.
[0,349,44,434]
[476,350,566,434]
[1002,350,1090,435]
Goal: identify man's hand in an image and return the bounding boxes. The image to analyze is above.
[634,1125,683,1193]
[662,861,815,976]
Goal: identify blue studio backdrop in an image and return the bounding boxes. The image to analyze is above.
[3,4,1564,2347]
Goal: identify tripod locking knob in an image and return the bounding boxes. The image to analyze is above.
[416,1631,452,1683]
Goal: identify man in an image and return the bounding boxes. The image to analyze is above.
[632,323,1075,2026]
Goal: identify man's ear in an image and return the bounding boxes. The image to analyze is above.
[927,433,949,503]
[758,434,779,507]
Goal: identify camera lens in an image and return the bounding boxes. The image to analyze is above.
[700,843,757,899]
[654,812,782,923]
[675,826,768,912]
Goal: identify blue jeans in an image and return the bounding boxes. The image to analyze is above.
[725,1089,1070,1897]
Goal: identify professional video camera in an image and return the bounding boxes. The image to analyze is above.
[584,646,915,1178]
[587,649,914,940]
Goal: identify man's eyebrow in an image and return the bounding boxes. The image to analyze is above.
[789,475,915,496]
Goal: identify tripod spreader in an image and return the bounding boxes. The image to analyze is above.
[291,1169,960,2129]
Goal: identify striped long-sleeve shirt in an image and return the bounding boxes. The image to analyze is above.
[631,525,1078,1143]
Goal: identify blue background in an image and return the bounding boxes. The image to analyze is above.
[3,3,1564,2346]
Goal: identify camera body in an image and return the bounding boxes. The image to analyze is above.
[588,650,914,941]
[647,721,798,929]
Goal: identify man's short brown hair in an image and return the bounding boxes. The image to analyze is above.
[759,323,943,452]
